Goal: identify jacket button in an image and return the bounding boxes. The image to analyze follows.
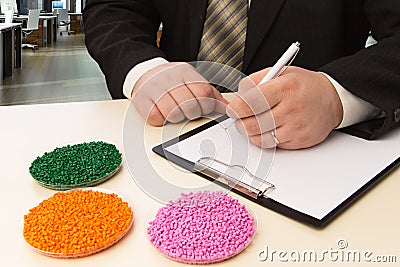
[394,108,400,123]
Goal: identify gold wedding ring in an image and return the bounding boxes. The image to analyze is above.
[271,131,280,146]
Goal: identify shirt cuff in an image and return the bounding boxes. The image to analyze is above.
[123,57,169,99]
[319,72,380,128]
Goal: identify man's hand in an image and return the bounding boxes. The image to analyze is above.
[132,62,228,126]
[226,66,344,149]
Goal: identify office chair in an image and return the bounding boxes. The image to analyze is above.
[4,9,14,23]
[21,9,40,51]
[58,9,74,36]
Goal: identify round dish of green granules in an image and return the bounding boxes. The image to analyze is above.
[29,141,122,190]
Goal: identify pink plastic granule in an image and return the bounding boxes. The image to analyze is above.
[147,191,256,264]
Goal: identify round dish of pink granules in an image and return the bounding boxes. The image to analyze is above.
[147,191,256,264]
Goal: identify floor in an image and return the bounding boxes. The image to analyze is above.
[0,33,112,106]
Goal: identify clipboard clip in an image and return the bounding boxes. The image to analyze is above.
[193,157,275,199]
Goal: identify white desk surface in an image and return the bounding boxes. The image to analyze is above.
[39,12,82,16]
[0,22,22,31]
[0,99,398,266]
[0,15,56,20]
[38,15,57,19]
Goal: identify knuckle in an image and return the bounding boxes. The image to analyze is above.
[181,62,194,70]
[193,86,214,99]
[287,104,300,115]
[238,77,255,92]
[238,78,246,89]
[286,100,306,116]
[285,73,300,88]
[247,120,261,135]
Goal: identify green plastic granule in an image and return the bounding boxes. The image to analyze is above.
[29,141,122,189]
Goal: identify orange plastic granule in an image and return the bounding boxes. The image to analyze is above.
[23,189,133,258]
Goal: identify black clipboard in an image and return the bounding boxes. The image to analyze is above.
[152,115,400,228]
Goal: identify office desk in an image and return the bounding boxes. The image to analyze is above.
[69,13,83,33]
[0,23,21,83]
[41,12,82,34]
[0,100,398,266]
[38,15,57,45]
[8,15,58,47]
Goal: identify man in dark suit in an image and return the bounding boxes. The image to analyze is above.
[83,0,400,149]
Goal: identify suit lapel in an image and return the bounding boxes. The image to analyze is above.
[243,0,287,71]
[186,0,208,59]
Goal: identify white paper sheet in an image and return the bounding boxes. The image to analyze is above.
[165,120,400,220]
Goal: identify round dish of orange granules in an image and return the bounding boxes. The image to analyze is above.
[23,188,134,258]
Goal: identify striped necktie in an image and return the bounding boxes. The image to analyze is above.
[197,0,249,70]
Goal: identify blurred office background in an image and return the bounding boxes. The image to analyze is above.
[1,1,377,106]
[0,0,111,106]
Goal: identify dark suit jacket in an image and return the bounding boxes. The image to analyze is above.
[83,0,400,140]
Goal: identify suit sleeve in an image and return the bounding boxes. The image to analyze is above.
[319,0,400,140]
[83,0,165,99]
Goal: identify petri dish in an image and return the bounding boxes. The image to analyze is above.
[29,141,122,190]
[23,188,134,258]
[147,191,257,264]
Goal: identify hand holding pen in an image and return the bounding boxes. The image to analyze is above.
[224,41,300,132]
[225,42,344,149]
